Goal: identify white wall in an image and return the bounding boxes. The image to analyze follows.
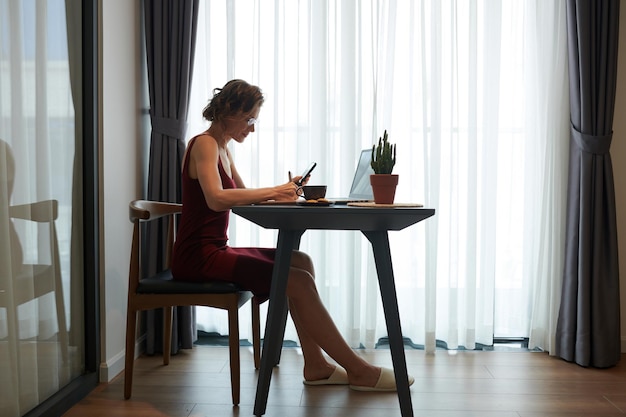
[97,1,626,383]
[100,0,144,381]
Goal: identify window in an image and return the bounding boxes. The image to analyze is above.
[189,0,569,352]
[0,0,99,415]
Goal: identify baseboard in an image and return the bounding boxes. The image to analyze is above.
[99,335,145,383]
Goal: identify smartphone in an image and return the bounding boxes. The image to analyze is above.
[296,162,317,186]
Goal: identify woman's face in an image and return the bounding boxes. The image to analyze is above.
[225,104,261,143]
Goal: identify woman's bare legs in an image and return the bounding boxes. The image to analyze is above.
[286,251,331,378]
[287,251,381,387]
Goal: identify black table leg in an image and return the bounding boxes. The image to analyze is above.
[362,230,414,417]
[253,229,304,416]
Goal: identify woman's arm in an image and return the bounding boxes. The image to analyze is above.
[191,135,298,211]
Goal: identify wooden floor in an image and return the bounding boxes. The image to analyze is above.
[63,346,626,417]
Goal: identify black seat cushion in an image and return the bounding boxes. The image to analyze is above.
[137,269,245,295]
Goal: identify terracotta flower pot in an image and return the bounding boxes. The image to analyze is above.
[369,174,399,204]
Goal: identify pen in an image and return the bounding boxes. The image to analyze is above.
[288,171,293,182]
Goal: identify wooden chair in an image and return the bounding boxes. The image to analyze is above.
[1,199,69,363]
[124,200,261,405]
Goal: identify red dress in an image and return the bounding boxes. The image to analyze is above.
[171,136,275,300]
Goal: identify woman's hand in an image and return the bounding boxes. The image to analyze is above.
[297,174,311,186]
[275,181,303,201]
[288,172,309,187]
[291,175,308,186]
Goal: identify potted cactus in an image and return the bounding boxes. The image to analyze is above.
[370,130,399,204]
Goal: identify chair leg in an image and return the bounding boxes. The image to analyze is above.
[163,306,173,365]
[252,297,261,370]
[53,271,69,364]
[227,303,241,405]
[6,303,21,409]
[124,309,137,399]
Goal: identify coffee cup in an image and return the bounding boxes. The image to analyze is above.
[302,185,327,200]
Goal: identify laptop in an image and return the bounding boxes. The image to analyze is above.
[328,149,375,204]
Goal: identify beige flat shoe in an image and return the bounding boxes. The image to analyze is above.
[303,366,349,386]
[349,367,415,392]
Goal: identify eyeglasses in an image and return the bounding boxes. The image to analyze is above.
[227,115,259,126]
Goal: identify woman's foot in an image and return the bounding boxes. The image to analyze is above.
[349,367,415,392]
[303,366,349,385]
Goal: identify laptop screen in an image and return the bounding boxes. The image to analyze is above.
[348,149,375,199]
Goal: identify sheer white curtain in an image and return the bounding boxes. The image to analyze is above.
[0,1,81,415]
[189,0,569,354]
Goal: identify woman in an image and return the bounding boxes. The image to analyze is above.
[172,79,413,391]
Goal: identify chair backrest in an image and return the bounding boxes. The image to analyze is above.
[128,200,182,294]
[2,137,61,299]
[4,199,61,308]
[2,139,19,271]
[9,199,59,273]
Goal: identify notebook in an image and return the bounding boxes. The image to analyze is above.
[328,149,375,204]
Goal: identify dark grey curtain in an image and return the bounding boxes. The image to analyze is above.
[555,0,620,368]
[65,0,84,353]
[143,0,199,355]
